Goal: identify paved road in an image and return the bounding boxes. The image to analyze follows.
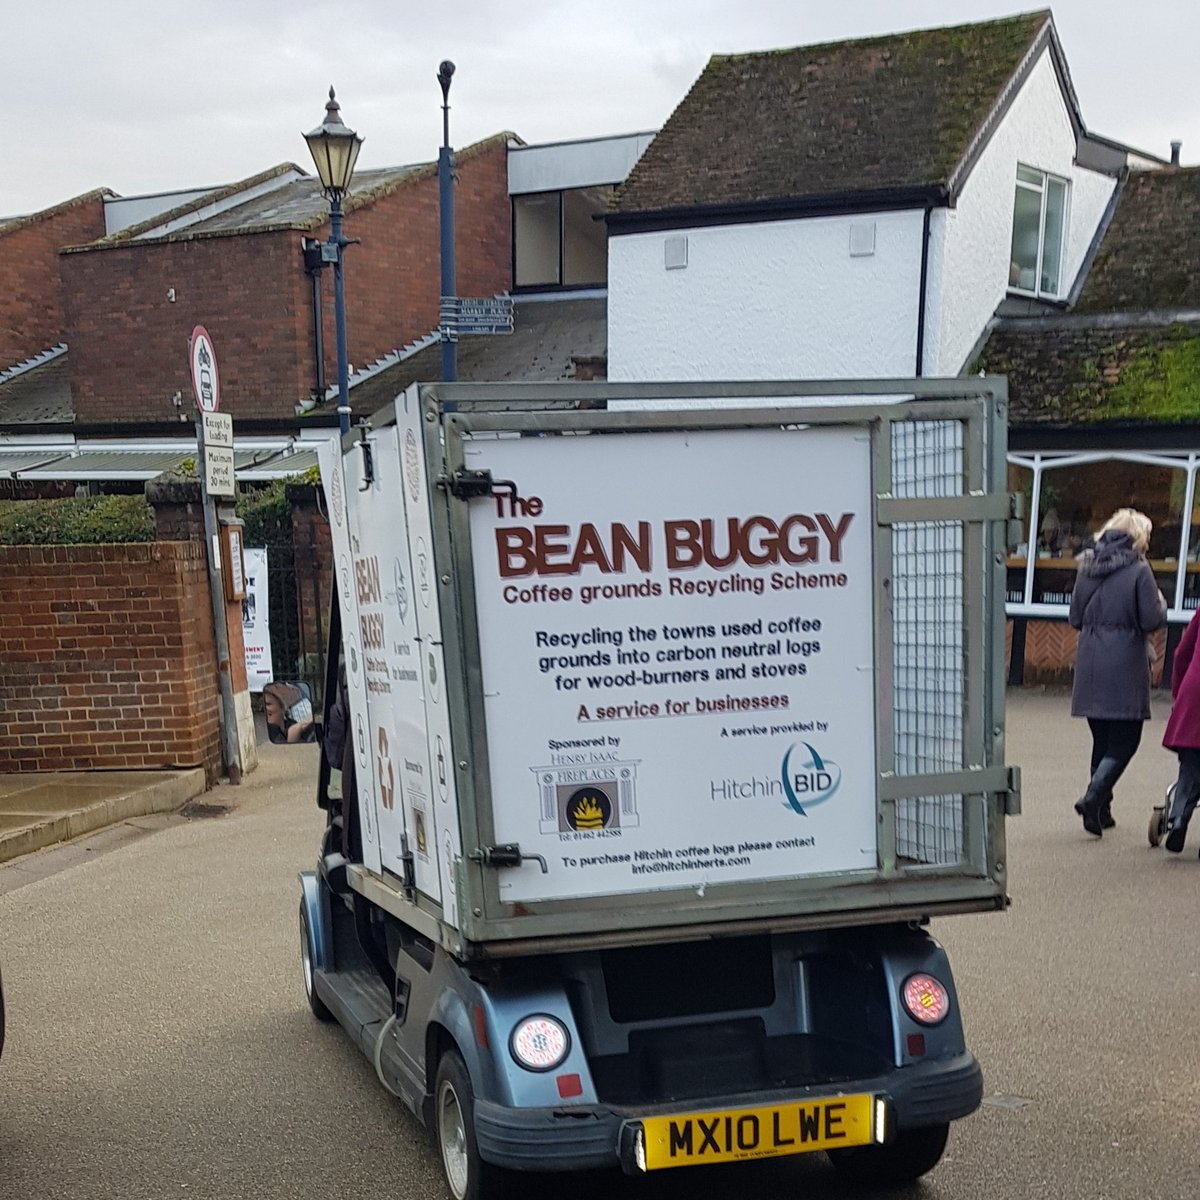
[1,691,1198,1200]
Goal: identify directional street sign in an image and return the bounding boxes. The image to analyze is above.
[440,295,514,336]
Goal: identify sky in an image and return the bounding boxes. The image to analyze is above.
[9,0,1200,216]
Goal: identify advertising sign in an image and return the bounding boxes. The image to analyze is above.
[319,437,382,876]
[242,547,274,691]
[328,428,442,903]
[467,425,878,903]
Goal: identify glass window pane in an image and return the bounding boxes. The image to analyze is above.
[1017,165,1043,186]
[562,186,611,286]
[1006,463,1033,603]
[1010,185,1042,292]
[513,193,561,287]
[1034,460,1186,607]
[1041,177,1067,296]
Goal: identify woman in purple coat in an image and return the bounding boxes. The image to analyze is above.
[1069,508,1167,837]
[1162,612,1200,852]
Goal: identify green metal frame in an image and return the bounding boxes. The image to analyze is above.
[347,378,1016,955]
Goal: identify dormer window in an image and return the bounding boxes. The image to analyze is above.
[1009,166,1068,298]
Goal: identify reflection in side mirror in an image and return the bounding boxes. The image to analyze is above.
[263,680,318,746]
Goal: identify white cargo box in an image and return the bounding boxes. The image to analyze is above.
[318,380,1017,956]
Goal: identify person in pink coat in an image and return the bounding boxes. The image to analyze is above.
[1162,611,1200,852]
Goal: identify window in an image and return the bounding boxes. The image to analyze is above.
[1006,455,1192,610]
[1009,166,1068,298]
[513,186,612,289]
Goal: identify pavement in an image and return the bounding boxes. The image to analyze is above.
[0,715,279,866]
[0,769,207,865]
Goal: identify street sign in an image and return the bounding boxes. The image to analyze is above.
[440,295,514,336]
[205,445,236,497]
[189,325,221,412]
[202,411,233,448]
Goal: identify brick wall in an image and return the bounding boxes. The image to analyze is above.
[1006,618,1167,687]
[0,190,108,367]
[0,542,221,775]
[62,137,513,428]
[62,232,313,425]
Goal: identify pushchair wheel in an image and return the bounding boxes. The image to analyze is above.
[1149,806,1166,847]
[1150,782,1178,848]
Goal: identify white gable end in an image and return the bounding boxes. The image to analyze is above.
[925,46,1117,374]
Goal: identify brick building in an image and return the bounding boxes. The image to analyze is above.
[0,190,109,371]
[54,135,512,431]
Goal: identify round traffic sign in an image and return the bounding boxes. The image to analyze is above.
[189,325,221,413]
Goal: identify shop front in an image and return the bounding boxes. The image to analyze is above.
[1004,449,1195,684]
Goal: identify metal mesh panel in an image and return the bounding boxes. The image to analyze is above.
[890,421,966,866]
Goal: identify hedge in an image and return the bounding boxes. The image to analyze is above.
[0,494,155,544]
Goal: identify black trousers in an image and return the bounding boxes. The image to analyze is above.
[1167,747,1200,830]
[1085,718,1144,807]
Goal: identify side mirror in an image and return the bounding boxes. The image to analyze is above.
[263,681,318,746]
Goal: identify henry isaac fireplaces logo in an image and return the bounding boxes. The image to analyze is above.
[533,763,640,834]
[565,787,614,831]
[781,743,842,815]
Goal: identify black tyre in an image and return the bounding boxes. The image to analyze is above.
[434,1048,511,1200]
[299,900,335,1022]
[826,1122,950,1187]
[1149,807,1165,847]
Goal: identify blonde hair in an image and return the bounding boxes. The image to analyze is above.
[1100,508,1152,554]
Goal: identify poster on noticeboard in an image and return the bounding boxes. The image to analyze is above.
[242,547,274,692]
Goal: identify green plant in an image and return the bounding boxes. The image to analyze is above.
[0,495,155,545]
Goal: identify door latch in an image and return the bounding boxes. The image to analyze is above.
[469,844,548,873]
[445,468,520,504]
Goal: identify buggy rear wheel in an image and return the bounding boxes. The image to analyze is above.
[826,1122,950,1187]
[435,1048,511,1200]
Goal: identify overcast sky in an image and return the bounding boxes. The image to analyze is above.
[8,0,1199,216]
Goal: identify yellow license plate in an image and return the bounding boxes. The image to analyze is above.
[640,1093,877,1171]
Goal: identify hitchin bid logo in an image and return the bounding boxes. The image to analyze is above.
[781,743,842,815]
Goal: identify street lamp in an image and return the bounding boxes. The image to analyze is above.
[304,87,363,435]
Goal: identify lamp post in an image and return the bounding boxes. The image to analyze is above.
[438,60,457,383]
[304,87,363,435]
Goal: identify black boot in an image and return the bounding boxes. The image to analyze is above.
[1099,803,1116,830]
[1165,787,1191,852]
[1074,794,1103,837]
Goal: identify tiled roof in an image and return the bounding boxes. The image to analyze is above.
[0,189,114,241]
[614,11,1051,217]
[79,133,516,247]
[337,297,607,416]
[974,318,1200,426]
[0,352,74,427]
[174,166,426,236]
[1075,168,1200,312]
